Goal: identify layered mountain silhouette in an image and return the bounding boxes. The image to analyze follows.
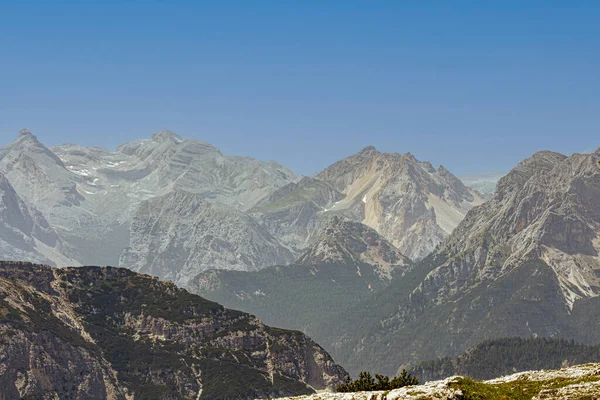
[0,130,478,285]
[2,128,599,384]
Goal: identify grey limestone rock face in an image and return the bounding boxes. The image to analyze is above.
[250,177,346,253]
[120,190,295,287]
[1,129,301,273]
[1,130,484,287]
[0,172,71,266]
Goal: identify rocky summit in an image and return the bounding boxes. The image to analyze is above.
[0,261,347,399]
[315,146,486,261]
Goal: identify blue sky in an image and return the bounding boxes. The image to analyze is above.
[0,0,598,175]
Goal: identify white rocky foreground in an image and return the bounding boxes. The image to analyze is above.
[275,363,600,400]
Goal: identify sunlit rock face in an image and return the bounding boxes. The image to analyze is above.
[273,363,600,400]
[316,146,485,261]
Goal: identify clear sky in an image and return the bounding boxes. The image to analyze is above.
[0,0,598,175]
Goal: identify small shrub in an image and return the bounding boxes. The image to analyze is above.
[337,369,419,392]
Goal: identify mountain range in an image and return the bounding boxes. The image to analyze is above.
[189,145,600,378]
[189,216,411,341]
[0,129,482,286]
[1,128,599,393]
[326,147,600,375]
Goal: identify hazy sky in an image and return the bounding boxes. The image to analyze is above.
[0,0,598,175]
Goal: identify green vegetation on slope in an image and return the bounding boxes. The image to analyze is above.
[1,263,344,400]
[449,373,600,400]
[193,260,397,353]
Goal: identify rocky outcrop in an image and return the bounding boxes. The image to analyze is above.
[0,261,347,399]
[296,216,411,279]
[316,146,485,260]
[275,363,600,400]
[120,190,295,286]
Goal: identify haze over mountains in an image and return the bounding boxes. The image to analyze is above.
[189,217,411,340]
[0,129,484,287]
[1,128,599,389]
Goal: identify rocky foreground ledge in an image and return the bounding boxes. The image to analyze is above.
[276,363,600,400]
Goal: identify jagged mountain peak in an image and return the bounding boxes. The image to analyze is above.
[358,145,378,154]
[2,129,67,168]
[494,150,567,201]
[18,128,34,138]
[431,149,600,306]
[150,129,184,143]
[297,216,411,273]
[436,164,450,174]
[316,146,485,260]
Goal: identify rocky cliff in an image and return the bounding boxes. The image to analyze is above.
[0,172,73,266]
[121,190,295,286]
[250,177,345,253]
[0,261,347,399]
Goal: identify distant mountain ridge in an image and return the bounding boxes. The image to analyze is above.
[1,129,302,276]
[0,130,481,284]
[121,190,295,287]
[411,337,600,382]
[459,172,505,194]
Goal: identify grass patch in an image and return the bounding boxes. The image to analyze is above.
[449,374,600,400]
